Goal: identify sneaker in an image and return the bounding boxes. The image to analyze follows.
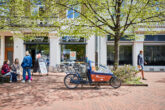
[28,80,31,83]
[9,80,12,83]
[21,80,25,83]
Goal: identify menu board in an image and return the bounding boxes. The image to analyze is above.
[38,58,48,74]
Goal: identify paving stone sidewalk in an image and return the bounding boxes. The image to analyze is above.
[0,72,165,110]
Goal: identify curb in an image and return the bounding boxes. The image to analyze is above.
[121,83,148,86]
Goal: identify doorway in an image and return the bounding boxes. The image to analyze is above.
[5,36,13,65]
[26,44,49,67]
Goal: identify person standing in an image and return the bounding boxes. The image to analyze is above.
[1,60,12,82]
[137,50,147,80]
[21,51,32,83]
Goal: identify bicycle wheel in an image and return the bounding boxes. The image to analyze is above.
[110,77,121,89]
[64,74,79,89]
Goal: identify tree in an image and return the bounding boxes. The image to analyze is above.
[0,0,60,39]
[0,0,165,69]
[54,0,165,70]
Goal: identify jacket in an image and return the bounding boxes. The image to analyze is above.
[137,54,144,65]
[21,55,32,68]
[1,64,10,75]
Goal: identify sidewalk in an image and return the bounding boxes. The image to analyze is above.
[0,72,165,110]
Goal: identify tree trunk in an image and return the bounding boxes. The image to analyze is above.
[114,36,120,70]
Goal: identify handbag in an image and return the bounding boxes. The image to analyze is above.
[138,65,142,71]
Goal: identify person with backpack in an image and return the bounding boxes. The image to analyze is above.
[21,51,32,83]
[1,60,12,83]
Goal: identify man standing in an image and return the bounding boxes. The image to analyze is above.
[137,50,147,80]
[21,51,32,83]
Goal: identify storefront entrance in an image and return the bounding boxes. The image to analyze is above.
[26,44,49,66]
[24,36,49,67]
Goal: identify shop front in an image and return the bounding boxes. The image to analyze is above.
[24,33,49,67]
[60,36,87,63]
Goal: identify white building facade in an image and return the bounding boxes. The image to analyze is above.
[0,27,165,72]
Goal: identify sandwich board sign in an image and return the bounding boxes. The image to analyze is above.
[38,58,48,74]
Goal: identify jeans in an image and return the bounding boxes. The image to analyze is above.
[23,68,31,81]
[3,72,12,81]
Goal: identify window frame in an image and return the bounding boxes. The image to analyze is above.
[66,5,80,19]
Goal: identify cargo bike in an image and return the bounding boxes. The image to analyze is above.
[64,61,121,89]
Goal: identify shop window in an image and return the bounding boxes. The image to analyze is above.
[61,44,86,62]
[144,45,165,66]
[107,45,132,65]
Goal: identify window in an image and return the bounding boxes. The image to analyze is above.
[61,45,86,62]
[107,35,135,41]
[107,45,132,65]
[60,36,86,43]
[145,35,165,41]
[5,36,13,47]
[144,45,165,66]
[31,0,45,16]
[67,6,80,18]
[0,0,9,16]
[31,5,45,16]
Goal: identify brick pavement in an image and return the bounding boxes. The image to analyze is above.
[0,72,165,110]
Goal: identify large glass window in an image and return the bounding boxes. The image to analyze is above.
[107,45,132,65]
[144,45,165,66]
[61,45,86,62]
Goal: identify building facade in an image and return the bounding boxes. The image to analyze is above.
[0,0,165,71]
[0,29,165,72]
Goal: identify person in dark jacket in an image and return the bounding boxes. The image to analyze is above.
[21,51,32,83]
[1,60,12,82]
[137,50,147,80]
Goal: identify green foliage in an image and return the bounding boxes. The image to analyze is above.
[113,65,142,84]
[0,0,164,69]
